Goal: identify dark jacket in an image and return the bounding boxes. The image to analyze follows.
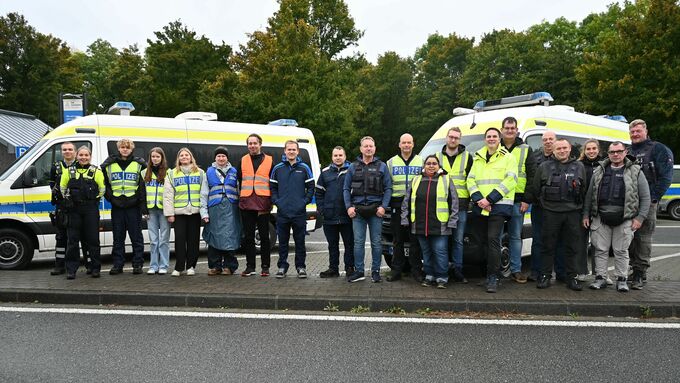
[401,171,458,236]
[316,161,351,225]
[629,139,674,202]
[343,156,392,209]
[270,155,315,218]
[532,156,586,212]
[580,155,603,193]
[100,154,147,211]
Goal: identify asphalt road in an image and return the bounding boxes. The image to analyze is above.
[1,307,679,382]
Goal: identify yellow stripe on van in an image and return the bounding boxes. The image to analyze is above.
[187,130,316,145]
[99,126,187,140]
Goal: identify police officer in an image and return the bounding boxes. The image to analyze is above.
[435,127,472,283]
[49,142,76,275]
[317,146,355,278]
[101,139,147,275]
[627,119,674,289]
[60,146,105,279]
[583,142,650,292]
[532,139,586,290]
[467,128,518,293]
[500,117,535,283]
[343,136,392,283]
[386,133,423,282]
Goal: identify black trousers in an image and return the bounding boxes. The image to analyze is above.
[541,209,581,278]
[479,214,505,276]
[65,203,100,274]
[111,206,145,268]
[173,214,201,272]
[241,210,271,270]
[389,200,422,274]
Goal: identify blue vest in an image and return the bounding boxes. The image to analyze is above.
[206,166,239,207]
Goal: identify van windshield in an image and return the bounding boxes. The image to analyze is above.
[419,134,485,158]
[0,140,47,181]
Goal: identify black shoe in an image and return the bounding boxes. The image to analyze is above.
[319,269,340,278]
[567,278,583,291]
[452,268,468,284]
[85,268,93,275]
[631,271,644,290]
[50,267,66,276]
[536,274,551,289]
[132,266,143,275]
[91,271,100,278]
[486,275,498,293]
[386,272,401,282]
[109,268,123,275]
[66,273,76,280]
[412,271,424,283]
[345,267,355,275]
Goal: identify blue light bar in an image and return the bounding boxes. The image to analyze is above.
[268,119,298,127]
[473,92,554,111]
[599,115,628,123]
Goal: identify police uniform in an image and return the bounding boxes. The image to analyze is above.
[49,159,75,274]
[386,153,423,281]
[532,156,586,289]
[101,154,147,273]
[59,163,105,278]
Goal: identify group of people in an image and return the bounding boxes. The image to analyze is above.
[49,118,674,295]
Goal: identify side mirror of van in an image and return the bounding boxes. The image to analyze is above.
[22,166,38,187]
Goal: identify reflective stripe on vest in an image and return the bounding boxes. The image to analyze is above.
[207,166,239,206]
[240,154,272,197]
[107,162,142,197]
[142,169,163,209]
[510,144,529,193]
[387,155,423,198]
[436,151,470,198]
[410,175,450,223]
[169,169,202,208]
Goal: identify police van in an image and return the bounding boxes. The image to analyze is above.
[658,164,680,220]
[0,104,321,269]
[384,92,631,274]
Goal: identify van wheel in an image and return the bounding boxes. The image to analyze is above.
[668,201,680,221]
[255,222,277,254]
[0,228,34,270]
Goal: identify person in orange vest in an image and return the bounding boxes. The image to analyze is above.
[237,133,274,277]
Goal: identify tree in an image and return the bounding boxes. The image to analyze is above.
[0,12,79,126]
[355,52,413,157]
[80,39,119,113]
[576,0,680,153]
[133,20,232,117]
[407,33,473,150]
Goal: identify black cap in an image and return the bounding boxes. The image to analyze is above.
[214,146,229,158]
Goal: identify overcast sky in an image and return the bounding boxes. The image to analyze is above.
[1,0,621,62]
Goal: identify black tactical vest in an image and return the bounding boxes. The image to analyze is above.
[542,161,582,202]
[597,166,625,207]
[67,166,99,202]
[630,140,657,186]
[350,160,384,197]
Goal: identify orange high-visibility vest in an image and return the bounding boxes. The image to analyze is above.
[240,154,273,197]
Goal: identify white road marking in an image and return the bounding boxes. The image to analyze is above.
[652,244,680,247]
[1,306,678,329]
[608,252,680,271]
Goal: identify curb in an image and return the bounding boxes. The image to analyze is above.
[1,289,677,318]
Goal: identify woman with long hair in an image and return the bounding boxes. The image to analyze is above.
[401,155,458,289]
[163,148,205,277]
[579,139,604,281]
[142,147,170,274]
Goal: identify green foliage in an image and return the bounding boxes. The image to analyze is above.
[323,302,339,312]
[350,305,370,314]
[0,12,79,126]
[382,306,406,315]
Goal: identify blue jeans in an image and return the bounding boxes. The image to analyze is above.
[418,235,449,283]
[451,208,467,269]
[352,214,382,273]
[323,223,354,272]
[147,209,170,271]
[276,215,307,272]
[501,202,524,273]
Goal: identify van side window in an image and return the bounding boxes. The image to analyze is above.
[26,141,91,187]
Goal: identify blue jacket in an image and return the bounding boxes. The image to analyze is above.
[270,155,315,218]
[629,139,674,201]
[316,161,352,224]
[343,156,392,209]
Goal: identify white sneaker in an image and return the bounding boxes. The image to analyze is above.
[606,276,614,285]
[158,269,168,275]
[186,267,195,276]
[147,269,157,275]
[576,274,588,282]
[171,270,180,277]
